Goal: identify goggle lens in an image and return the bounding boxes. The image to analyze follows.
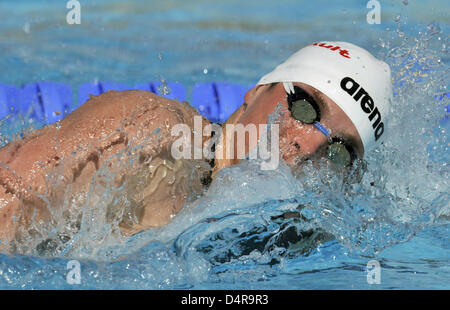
[326,141,353,167]
[291,99,318,124]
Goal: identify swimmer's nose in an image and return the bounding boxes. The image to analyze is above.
[282,122,329,161]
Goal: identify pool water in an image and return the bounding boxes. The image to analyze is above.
[0,0,448,289]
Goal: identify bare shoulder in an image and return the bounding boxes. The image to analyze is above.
[65,90,200,128]
[54,90,204,153]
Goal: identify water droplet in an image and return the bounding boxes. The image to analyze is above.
[23,22,30,34]
[426,22,441,36]
[203,68,208,74]
[157,76,171,95]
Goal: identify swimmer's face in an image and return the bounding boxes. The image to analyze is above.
[235,82,364,166]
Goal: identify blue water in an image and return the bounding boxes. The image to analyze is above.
[0,0,448,289]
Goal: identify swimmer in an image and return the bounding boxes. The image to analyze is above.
[0,42,392,249]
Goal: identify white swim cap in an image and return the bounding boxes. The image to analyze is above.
[257,41,393,153]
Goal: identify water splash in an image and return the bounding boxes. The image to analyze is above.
[157,76,171,96]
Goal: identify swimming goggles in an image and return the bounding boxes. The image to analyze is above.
[283,82,357,167]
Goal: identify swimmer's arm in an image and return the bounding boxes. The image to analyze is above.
[0,90,204,240]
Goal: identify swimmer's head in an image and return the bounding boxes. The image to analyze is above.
[258,41,393,154]
[225,41,392,167]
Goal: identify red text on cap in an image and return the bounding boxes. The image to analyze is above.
[312,42,350,59]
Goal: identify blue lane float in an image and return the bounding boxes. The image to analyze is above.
[0,84,20,120]
[191,82,248,123]
[0,82,72,125]
[38,82,73,123]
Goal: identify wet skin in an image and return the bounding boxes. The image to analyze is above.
[0,83,364,249]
